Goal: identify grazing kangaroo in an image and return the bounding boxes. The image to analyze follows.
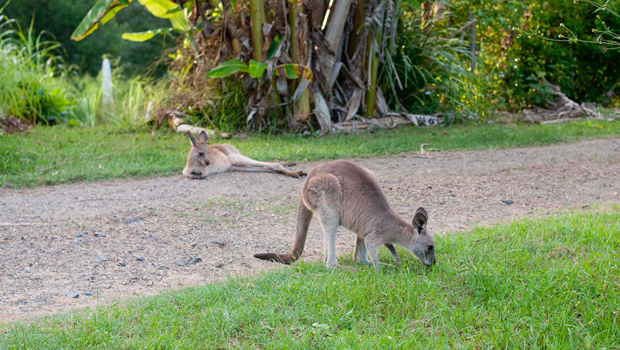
[254,160,436,272]
[182,131,306,179]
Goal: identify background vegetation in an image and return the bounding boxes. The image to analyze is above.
[2,210,618,348]
[2,0,175,77]
[1,0,617,132]
[0,3,169,128]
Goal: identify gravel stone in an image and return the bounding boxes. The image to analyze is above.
[188,257,202,265]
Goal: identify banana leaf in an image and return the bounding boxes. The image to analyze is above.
[206,59,249,78]
[122,28,175,42]
[71,0,133,41]
[136,0,189,31]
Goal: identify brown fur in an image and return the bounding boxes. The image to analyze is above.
[182,131,306,179]
[254,160,436,272]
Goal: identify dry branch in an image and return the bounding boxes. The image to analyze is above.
[521,80,602,124]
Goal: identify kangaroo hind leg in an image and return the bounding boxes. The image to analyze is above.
[228,154,305,178]
[303,173,343,269]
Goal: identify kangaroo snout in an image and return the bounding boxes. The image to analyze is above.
[190,169,203,176]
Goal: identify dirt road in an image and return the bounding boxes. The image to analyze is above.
[1,138,618,322]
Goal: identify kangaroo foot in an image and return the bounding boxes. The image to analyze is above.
[284,169,307,178]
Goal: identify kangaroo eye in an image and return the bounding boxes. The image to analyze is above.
[198,152,205,156]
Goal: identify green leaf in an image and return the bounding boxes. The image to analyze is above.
[248,59,268,79]
[67,119,82,127]
[71,0,133,41]
[121,28,174,42]
[266,33,284,60]
[206,59,249,78]
[137,0,189,31]
[230,0,237,9]
[274,64,314,82]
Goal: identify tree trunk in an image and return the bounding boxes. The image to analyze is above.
[290,0,311,123]
[366,33,378,118]
[249,0,265,61]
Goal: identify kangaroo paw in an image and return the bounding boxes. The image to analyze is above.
[284,169,307,178]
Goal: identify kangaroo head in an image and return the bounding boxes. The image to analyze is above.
[411,207,435,266]
[182,131,210,178]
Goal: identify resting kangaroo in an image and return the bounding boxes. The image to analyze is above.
[182,131,306,179]
[254,160,436,272]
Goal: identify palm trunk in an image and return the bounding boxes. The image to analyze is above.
[347,0,367,59]
[249,0,265,61]
[290,0,311,123]
[366,35,378,118]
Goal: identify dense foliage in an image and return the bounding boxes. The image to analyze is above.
[3,0,175,77]
[1,0,618,131]
[446,0,619,109]
[0,6,167,127]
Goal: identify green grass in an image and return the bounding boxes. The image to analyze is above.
[1,119,618,188]
[1,209,618,348]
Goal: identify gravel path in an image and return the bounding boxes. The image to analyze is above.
[1,138,619,322]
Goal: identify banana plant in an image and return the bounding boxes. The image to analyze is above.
[71,0,189,42]
[207,61,313,82]
[206,33,313,105]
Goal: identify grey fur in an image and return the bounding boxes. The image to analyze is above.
[182,131,306,179]
[254,160,436,272]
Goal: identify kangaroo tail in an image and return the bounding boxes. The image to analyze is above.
[254,195,313,265]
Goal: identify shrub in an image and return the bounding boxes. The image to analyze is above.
[0,12,73,125]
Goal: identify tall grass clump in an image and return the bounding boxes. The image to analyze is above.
[390,3,507,122]
[0,7,172,129]
[65,73,171,128]
[0,8,71,125]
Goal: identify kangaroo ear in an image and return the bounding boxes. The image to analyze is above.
[198,130,208,143]
[187,131,199,147]
[412,207,428,234]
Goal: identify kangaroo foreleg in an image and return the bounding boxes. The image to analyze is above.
[354,236,369,265]
[385,244,401,267]
[364,233,383,273]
